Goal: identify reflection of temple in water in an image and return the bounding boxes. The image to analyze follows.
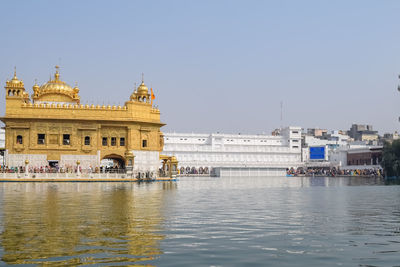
[0,182,176,265]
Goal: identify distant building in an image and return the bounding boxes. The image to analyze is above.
[381,131,399,144]
[329,144,382,170]
[307,128,328,137]
[348,124,379,142]
[302,131,350,168]
[271,128,281,136]
[162,127,302,177]
[346,147,382,168]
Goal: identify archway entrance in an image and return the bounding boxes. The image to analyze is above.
[101,154,126,172]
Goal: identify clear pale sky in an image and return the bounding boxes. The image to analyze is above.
[1,0,399,134]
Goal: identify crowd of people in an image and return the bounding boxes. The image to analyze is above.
[287,167,383,177]
[0,165,384,178]
[0,165,126,174]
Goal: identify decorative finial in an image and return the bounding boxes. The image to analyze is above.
[14,66,17,78]
[134,82,137,90]
[34,79,37,85]
[54,65,60,81]
[141,73,144,83]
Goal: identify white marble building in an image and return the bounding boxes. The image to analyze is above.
[302,131,352,168]
[0,129,4,147]
[162,127,302,176]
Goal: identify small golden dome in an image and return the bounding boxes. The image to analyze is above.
[10,75,22,84]
[32,80,39,90]
[137,81,148,95]
[6,68,24,88]
[73,82,79,93]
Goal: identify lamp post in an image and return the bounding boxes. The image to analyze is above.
[24,159,29,178]
[76,160,81,177]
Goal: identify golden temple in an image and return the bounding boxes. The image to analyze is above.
[1,66,177,178]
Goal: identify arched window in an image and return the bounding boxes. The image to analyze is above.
[63,134,70,145]
[84,136,90,146]
[8,90,11,96]
[102,137,107,146]
[143,97,147,102]
[16,135,23,144]
[111,137,116,146]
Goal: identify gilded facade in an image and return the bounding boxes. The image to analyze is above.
[1,66,166,173]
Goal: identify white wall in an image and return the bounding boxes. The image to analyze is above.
[162,126,302,172]
[0,129,5,148]
[133,150,160,173]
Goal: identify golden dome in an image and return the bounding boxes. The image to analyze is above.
[39,66,74,93]
[5,68,24,88]
[137,81,149,95]
[33,66,80,104]
[10,76,22,84]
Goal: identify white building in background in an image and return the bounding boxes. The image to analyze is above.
[162,127,302,177]
[329,144,383,170]
[302,131,352,168]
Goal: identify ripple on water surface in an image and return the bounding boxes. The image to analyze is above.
[0,177,398,266]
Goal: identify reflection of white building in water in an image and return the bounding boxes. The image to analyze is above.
[162,127,302,176]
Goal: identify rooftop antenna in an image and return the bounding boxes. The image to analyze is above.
[280,101,283,129]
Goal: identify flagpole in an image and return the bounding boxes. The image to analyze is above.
[151,88,155,106]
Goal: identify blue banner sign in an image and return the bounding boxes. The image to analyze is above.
[310,146,325,160]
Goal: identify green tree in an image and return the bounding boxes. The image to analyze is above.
[381,139,400,177]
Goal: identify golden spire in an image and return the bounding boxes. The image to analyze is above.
[142,73,144,83]
[54,65,60,81]
[11,66,20,82]
[32,79,39,93]
[6,66,24,87]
